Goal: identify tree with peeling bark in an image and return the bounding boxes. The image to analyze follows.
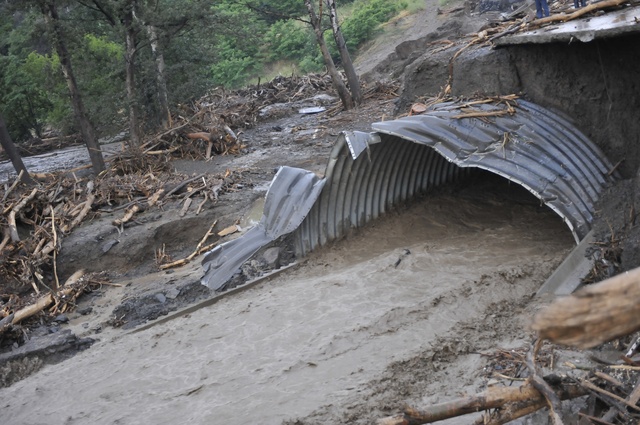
[324,0,361,106]
[0,114,35,185]
[303,0,353,110]
[37,0,107,173]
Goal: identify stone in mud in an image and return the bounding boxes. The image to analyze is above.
[261,247,281,269]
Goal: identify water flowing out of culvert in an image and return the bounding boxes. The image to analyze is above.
[201,99,617,291]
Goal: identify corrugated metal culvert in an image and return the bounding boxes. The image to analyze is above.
[203,99,616,289]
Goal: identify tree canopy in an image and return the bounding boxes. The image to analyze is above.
[0,0,411,144]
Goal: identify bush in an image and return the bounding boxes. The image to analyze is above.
[341,0,401,51]
[210,40,260,88]
[264,20,315,62]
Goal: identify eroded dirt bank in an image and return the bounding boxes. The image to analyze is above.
[0,178,574,424]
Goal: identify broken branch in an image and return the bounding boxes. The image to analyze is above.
[377,379,586,424]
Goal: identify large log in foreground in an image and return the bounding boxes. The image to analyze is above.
[532,267,640,349]
[377,381,586,425]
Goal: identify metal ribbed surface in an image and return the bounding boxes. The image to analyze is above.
[201,99,616,289]
[294,99,615,256]
[201,166,325,290]
[293,135,468,256]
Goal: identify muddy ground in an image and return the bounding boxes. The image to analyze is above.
[2,1,640,424]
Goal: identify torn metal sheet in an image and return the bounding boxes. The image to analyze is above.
[293,99,615,257]
[299,106,326,114]
[370,99,616,243]
[201,166,325,290]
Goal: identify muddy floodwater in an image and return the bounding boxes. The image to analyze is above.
[0,142,123,183]
[0,178,574,425]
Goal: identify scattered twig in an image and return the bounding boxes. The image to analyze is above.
[158,220,218,270]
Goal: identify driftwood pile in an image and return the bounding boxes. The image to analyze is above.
[0,161,242,337]
[0,72,397,346]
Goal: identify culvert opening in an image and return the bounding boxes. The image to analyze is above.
[303,168,575,260]
[202,100,616,290]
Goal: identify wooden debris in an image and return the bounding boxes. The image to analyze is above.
[8,187,38,242]
[531,0,628,27]
[159,220,218,270]
[525,339,564,425]
[531,266,640,349]
[9,270,85,326]
[179,198,192,217]
[377,379,586,425]
[218,224,240,237]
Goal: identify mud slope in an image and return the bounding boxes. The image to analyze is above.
[0,178,574,425]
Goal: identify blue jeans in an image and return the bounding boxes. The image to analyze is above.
[574,0,586,8]
[535,0,550,18]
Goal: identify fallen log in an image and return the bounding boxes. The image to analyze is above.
[61,191,95,233]
[112,203,144,226]
[531,266,640,349]
[10,270,85,326]
[531,0,628,27]
[8,187,39,242]
[377,380,587,425]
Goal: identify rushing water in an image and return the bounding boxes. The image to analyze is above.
[0,178,574,425]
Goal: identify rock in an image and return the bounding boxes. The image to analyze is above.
[54,314,69,323]
[155,293,166,304]
[165,287,180,300]
[102,239,119,253]
[261,247,281,269]
[77,306,93,315]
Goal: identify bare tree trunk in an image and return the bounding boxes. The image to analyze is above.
[325,0,362,105]
[145,24,171,129]
[124,0,141,146]
[40,0,106,173]
[0,114,34,185]
[304,0,354,110]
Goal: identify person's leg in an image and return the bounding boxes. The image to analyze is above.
[541,0,550,16]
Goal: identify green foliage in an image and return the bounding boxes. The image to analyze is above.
[208,0,266,88]
[298,54,323,73]
[210,40,260,89]
[22,52,72,132]
[73,33,125,134]
[340,0,402,51]
[84,34,123,59]
[264,20,315,62]
[1,0,413,140]
[0,52,58,140]
[250,0,308,24]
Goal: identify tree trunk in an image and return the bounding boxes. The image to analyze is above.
[145,24,171,129]
[304,0,353,110]
[124,0,141,146]
[532,265,640,348]
[325,0,362,105]
[41,0,106,174]
[0,114,34,185]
